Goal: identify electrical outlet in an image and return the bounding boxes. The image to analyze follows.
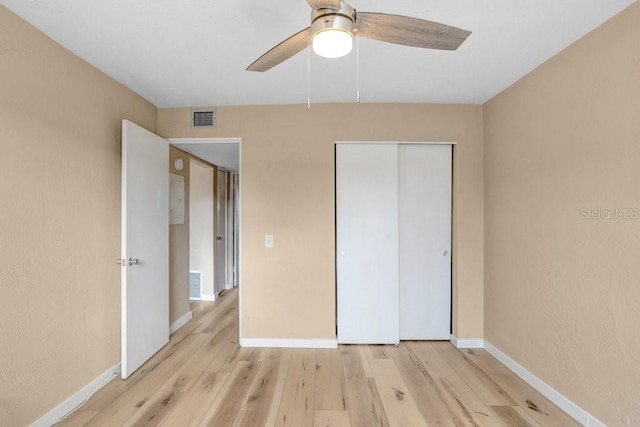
[265,234,274,248]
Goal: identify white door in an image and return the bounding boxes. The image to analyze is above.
[121,120,169,378]
[232,174,240,287]
[189,160,215,297]
[336,144,399,344]
[215,169,227,294]
[399,144,452,339]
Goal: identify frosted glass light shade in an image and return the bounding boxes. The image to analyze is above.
[312,29,353,58]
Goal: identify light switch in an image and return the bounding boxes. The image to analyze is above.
[265,234,274,248]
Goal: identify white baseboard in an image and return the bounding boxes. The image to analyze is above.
[450,335,485,349]
[484,341,604,427]
[169,310,193,334]
[448,336,602,425]
[30,363,121,427]
[201,294,216,301]
[240,338,338,349]
[225,283,233,290]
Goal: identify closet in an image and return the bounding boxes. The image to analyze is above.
[336,143,452,344]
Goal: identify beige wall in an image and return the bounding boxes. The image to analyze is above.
[483,2,640,425]
[169,146,192,324]
[0,6,157,426]
[158,103,485,341]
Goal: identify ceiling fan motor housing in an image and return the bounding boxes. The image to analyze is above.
[310,2,356,37]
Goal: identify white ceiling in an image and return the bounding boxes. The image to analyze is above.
[1,0,636,107]
[171,140,240,172]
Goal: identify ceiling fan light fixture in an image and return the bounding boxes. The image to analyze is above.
[312,28,353,58]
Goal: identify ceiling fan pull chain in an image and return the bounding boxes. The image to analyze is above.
[356,31,360,103]
[307,36,311,110]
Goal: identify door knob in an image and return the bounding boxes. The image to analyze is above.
[128,257,140,266]
[217,236,223,241]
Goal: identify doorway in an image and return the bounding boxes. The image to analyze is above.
[169,138,241,305]
[120,125,241,377]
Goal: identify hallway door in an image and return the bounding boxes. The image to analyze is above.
[215,170,228,294]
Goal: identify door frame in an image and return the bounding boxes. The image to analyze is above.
[334,141,456,341]
[168,137,242,340]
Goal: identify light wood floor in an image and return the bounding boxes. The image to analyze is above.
[57,288,578,426]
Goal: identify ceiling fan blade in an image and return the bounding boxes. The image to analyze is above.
[356,12,471,50]
[247,27,311,72]
[307,0,341,10]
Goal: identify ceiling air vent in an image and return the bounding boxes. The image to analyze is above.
[191,109,216,128]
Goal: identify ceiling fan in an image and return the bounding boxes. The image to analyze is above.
[247,0,471,72]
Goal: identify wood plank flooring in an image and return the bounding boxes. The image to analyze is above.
[56,288,579,426]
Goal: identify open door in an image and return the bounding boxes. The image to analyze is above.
[120,120,169,378]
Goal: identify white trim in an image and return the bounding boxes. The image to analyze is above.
[200,294,216,301]
[30,363,121,427]
[335,141,457,146]
[586,416,607,427]
[240,338,338,349]
[168,137,241,145]
[169,311,192,334]
[237,141,243,346]
[225,283,233,290]
[484,341,603,427]
[450,335,485,349]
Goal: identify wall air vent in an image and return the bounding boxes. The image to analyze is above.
[189,270,203,300]
[191,108,217,128]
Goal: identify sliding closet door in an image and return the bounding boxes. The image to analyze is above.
[336,144,399,344]
[399,144,452,339]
